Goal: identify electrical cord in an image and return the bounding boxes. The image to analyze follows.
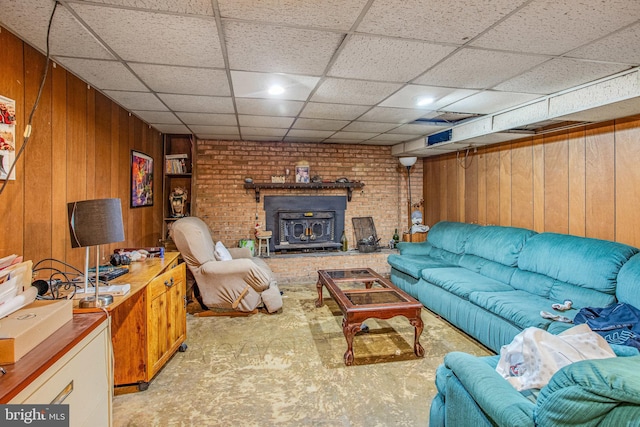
[0,1,60,195]
[33,257,84,299]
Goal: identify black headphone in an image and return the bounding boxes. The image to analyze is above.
[110,253,131,266]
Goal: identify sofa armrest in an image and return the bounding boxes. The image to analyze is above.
[535,356,640,426]
[228,247,252,259]
[396,241,433,256]
[444,352,535,426]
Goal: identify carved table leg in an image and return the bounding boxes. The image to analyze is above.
[315,278,324,307]
[411,316,425,358]
[342,318,361,366]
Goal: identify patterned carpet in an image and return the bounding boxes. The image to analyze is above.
[112,284,491,426]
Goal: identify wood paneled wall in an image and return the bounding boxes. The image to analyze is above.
[423,115,640,248]
[0,27,163,270]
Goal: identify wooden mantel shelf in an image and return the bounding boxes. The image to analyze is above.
[244,182,365,202]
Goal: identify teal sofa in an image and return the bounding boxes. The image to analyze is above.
[387,221,640,426]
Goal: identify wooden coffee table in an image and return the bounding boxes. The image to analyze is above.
[315,268,425,366]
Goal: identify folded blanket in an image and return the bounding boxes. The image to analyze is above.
[496,324,615,391]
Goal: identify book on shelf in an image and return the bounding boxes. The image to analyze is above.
[165,153,189,174]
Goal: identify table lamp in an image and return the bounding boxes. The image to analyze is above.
[68,198,125,308]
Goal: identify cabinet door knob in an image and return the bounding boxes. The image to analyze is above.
[165,277,174,287]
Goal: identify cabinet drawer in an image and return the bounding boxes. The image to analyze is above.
[148,264,184,300]
[11,320,111,427]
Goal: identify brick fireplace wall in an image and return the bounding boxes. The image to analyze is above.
[194,140,423,250]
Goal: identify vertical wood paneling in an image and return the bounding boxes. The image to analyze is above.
[485,147,500,224]
[499,145,512,226]
[1,27,163,268]
[477,150,487,224]
[585,122,615,240]
[439,157,448,219]
[511,138,534,229]
[615,116,640,246]
[543,133,569,233]
[532,136,545,232]
[424,157,440,226]
[23,46,53,264]
[464,150,478,224]
[568,128,586,236]
[0,28,24,255]
[445,154,458,220]
[51,64,68,261]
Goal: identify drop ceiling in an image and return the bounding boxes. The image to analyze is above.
[1,0,640,156]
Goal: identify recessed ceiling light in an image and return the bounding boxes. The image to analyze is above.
[415,96,434,107]
[268,85,285,95]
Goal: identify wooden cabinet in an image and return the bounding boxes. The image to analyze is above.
[1,314,112,427]
[74,253,187,392]
[162,134,196,249]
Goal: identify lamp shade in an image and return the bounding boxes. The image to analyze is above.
[399,157,417,167]
[68,198,125,248]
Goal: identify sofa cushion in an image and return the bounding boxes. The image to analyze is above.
[464,225,536,267]
[469,290,558,330]
[615,253,640,308]
[427,221,481,254]
[549,279,617,309]
[387,254,454,279]
[518,233,638,294]
[459,254,518,284]
[509,269,554,297]
[422,268,514,300]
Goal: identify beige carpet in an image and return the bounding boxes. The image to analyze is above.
[112,284,491,426]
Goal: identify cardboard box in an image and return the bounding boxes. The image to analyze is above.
[0,299,73,364]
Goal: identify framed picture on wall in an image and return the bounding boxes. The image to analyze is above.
[131,150,154,208]
[295,160,310,183]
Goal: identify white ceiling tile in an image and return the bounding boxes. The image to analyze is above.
[323,138,362,144]
[292,118,349,131]
[55,58,146,91]
[369,133,416,142]
[197,133,241,140]
[224,21,343,75]
[330,131,378,140]
[176,113,237,126]
[238,115,295,128]
[567,23,640,65]
[0,3,114,59]
[380,85,477,109]
[88,0,214,15]
[494,59,632,95]
[283,136,328,143]
[471,0,640,55]
[231,71,319,101]
[69,4,224,67]
[328,35,456,82]
[158,94,234,113]
[235,99,304,116]
[241,127,288,137]
[300,103,370,120]
[103,90,167,111]
[133,111,181,124]
[362,139,398,146]
[389,124,446,135]
[357,0,528,43]
[218,0,367,31]
[414,48,550,89]
[190,125,238,134]
[311,78,402,105]
[358,107,435,124]
[342,122,398,133]
[286,129,335,139]
[441,91,541,115]
[129,64,230,96]
[151,124,191,134]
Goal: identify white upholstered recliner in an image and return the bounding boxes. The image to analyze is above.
[169,216,282,313]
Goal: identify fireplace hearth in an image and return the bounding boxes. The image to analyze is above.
[264,196,347,252]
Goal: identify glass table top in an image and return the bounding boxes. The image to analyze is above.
[345,291,405,306]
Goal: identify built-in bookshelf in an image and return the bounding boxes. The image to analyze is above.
[162,135,195,249]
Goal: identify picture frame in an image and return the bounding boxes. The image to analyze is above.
[131,150,154,208]
[295,161,310,183]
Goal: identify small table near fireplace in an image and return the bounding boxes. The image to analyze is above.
[315,268,425,366]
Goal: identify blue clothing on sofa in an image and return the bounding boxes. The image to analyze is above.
[574,303,640,349]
